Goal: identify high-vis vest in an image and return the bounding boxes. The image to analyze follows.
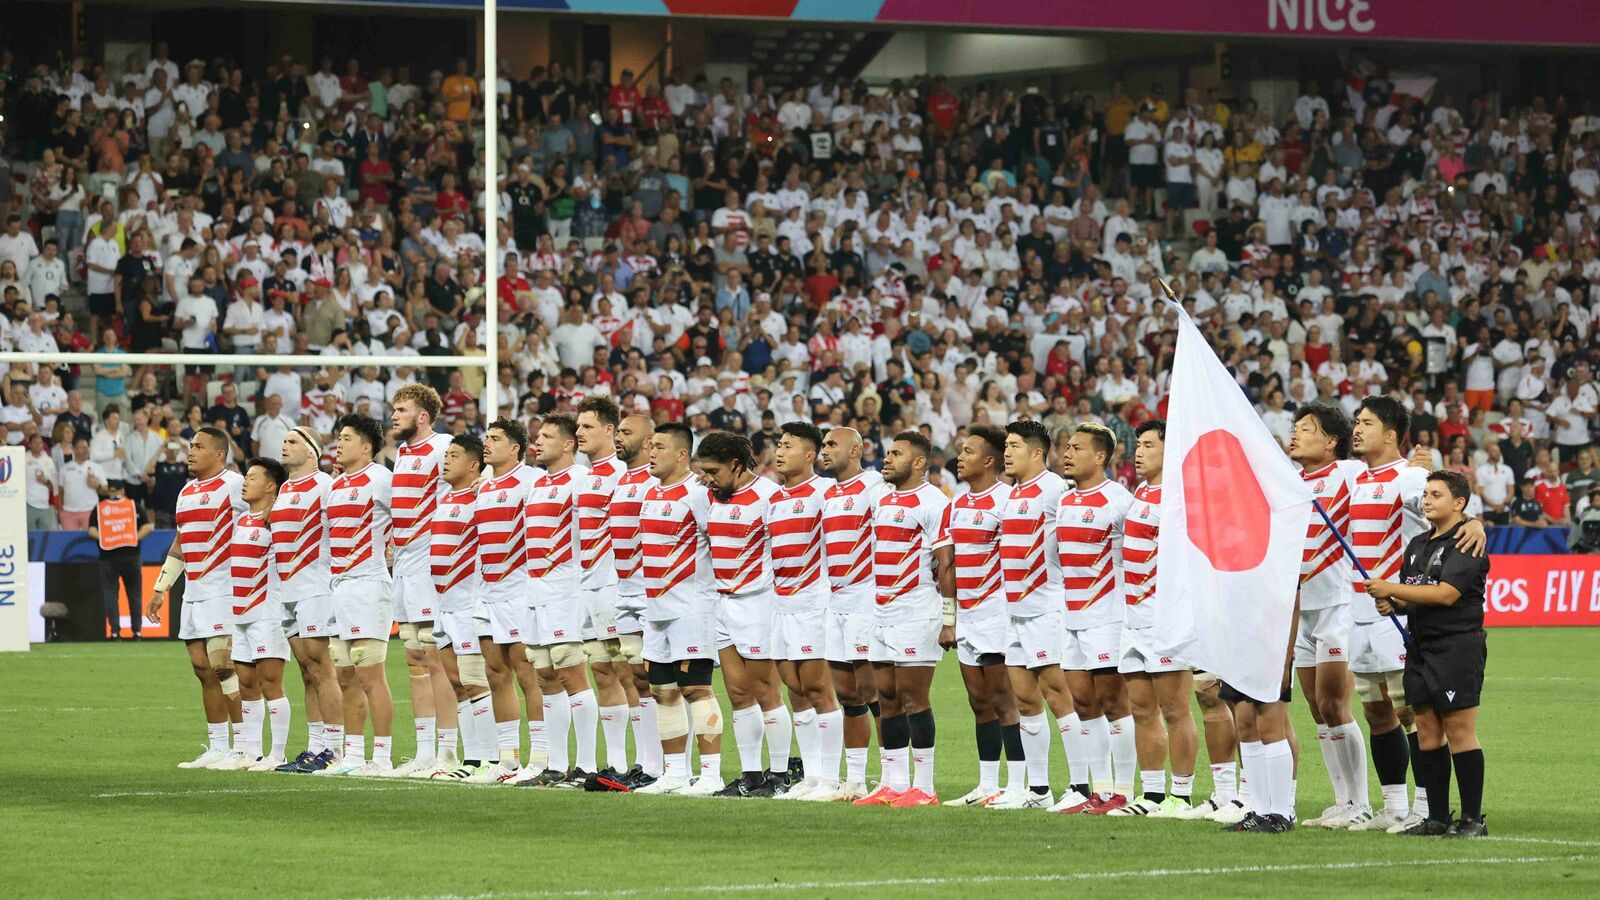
[97,498,139,551]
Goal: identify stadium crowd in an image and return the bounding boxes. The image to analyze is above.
[3,43,1599,541]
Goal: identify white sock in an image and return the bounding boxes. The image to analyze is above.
[664,751,688,780]
[1239,740,1265,811]
[267,697,291,759]
[1109,715,1137,797]
[527,718,548,770]
[1380,783,1408,816]
[1171,772,1194,800]
[632,698,662,776]
[1332,721,1368,807]
[816,709,844,784]
[845,746,869,785]
[733,705,765,774]
[1140,769,1166,797]
[344,734,365,763]
[1316,724,1347,805]
[911,744,936,793]
[414,716,437,764]
[1080,716,1111,794]
[1060,713,1086,789]
[455,700,475,760]
[1263,739,1294,818]
[1004,759,1025,793]
[763,705,794,772]
[324,723,344,755]
[1414,786,1430,819]
[438,726,459,761]
[599,704,629,772]
[543,691,571,771]
[699,752,721,782]
[1021,713,1051,789]
[883,747,910,792]
[792,708,819,776]
[1210,761,1237,803]
[372,735,392,765]
[207,721,229,753]
[468,694,494,762]
[980,758,1002,793]
[307,720,325,754]
[241,699,265,757]
[495,719,521,766]
[569,689,599,773]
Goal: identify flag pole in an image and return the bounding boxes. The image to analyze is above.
[1312,499,1412,645]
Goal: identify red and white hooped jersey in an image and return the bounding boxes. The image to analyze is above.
[872,481,951,621]
[944,481,1009,619]
[707,477,779,597]
[390,433,453,569]
[1121,482,1162,631]
[610,464,657,597]
[270,471,333,600]
[576,455,623,590]
[527,465,586,606]
[231,510,277,622]
[1056,479,1133,629]
[175,470,246,588]
[328,463,393,582]
[1300,459,1365,611]
[639,476,715,621]
[768,474,833,612]
[475,464,535,588]
[821,469,888,614]
[999,470,1066,618]
[430,485,480,611]
[1348,458,1427,623]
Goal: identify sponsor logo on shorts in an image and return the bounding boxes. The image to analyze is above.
[1445,689,1456,701]
[1159,656,1173,665]
[351,626,362,635]
[749,645,761,654]
[904,647,917,656]
[306,625,321,634]
[509,628,520,637]
[421,606,433,616]
[686,645,700,653]
[855,643,869,654]
[213,623,225,631]
[1399,653,1407,662]
[1328,647,1343,656]
[1097,651,1111,662]
[462,640,474,650]
[605,625,618,636]
[801,644,814,654]
[553,629,566,638]
[256,645,267,653]
[1035,650,1047,659]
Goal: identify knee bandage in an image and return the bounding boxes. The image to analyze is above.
[416,627,436,649]
[219,673,240,695]
[205,635,231,656]
[399,623,422,652]
[843,704,870,718]
[550,642,585,669]
[457,654,489,689]
[616,634,643,666]
[329,638,353,668]
[690,697,722,736]
[1354,670,1402,704]
[350,638,388,667]
[526,645,553,669]
[582,640,610,663]
[657,700,689,739]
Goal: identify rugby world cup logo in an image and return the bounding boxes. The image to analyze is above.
[0,456,12,483]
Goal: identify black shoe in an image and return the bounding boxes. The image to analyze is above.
[1262,813,1295,833]
[785,756,804,787]
[625,770,658,792]
[764,770,792,795]
[554,768,592,789]
[133,634,143,641]
[518,768,567,788]
[592,766,638,792]
[714,773,773,798]
[584,767,618,792]
[1404,818,1454,836]
[1223,812,1273,833]
[1446,816,1488,838]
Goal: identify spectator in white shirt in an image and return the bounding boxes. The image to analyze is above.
[89,405,129,482]
[24,239,67,305]
[57,436,106,530]
[250,394,297,463]
[223,276,266,378]
[172,276,219,351]
[0,215,40,275]
[1548,376,1597,462]
[26,433,59,530]
[1475,440,1516,523]
[28,366,68,435]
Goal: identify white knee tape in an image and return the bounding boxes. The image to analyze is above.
[690,697,722,736]
[615,634,642,666]
[583,640,610,663]
[398,623,422,652]
[551,642,585,669]
[220,674,240,695]
[527,645,553,669]
[205,635,232,656]
[1355,671,1390,703]
[416,627,437,648]
[350,638,389,668]
[657,700,689,739]
[458,654,489,689]
[329,638,353,668]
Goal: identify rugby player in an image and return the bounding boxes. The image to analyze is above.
[1055,423,1137,814]
[766,423,845,801]
[996,421,1079,811]
[573,397,637,787]
[1109,419,1200,817]
[817,428,887,800]
[635,423,724,795]
[385,385,457,778]
[600,414,662,790]
[520,415,596,788]
[1287,404,1371,828]
[320,414,397,776]
[1178,674,1245,821]
[429,434,497,780]
[854,431,954,808]
[147,426,247,769]
[1347,397,1485,832]
[225,458,292,771]
[465,418,540,783]
[272,427,345,773]
[696,431,789,798]
[941,425,1026,808]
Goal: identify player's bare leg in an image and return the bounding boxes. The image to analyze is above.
[971,660,1035,808]
[717,647,780,796]
[948,662,999,804]
[629,659,662,778]
[423,633,458,768]
[246,656,290,769]
[526,645,596,786]
[1179,676,1243,820]
[830,659,876,797]
[512,645,545,772]
[1155,670,1199,810]
[1299,661,1367,827]
[884,663,940,806]
[1061,669,1111,809]
[997,664,1055,808]
[348,638,394,774]
[399,626,437,773]
[212,661,261,769]
[588,649,631,776]
[764,662,801,790]
[782,657,841,798]
[289,638,323,763]
[209,639,243,745]
[178,639,233,768]
[473,640,523,779]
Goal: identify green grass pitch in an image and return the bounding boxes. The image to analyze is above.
[3,628,1597,898]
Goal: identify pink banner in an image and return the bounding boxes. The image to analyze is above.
[1485,555,1600,627]
[874,0,1600,48]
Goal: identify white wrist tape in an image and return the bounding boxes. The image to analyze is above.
[154,556,185,593]
[941,596,957,628]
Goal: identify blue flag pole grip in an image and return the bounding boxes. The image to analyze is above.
[1312,499,1412,646]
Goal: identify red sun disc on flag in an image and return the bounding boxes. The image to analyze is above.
[1182,429,1272,572]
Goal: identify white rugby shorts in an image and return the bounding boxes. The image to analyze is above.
[715,591,776,660]
[1117,626,1188,675]
[1062,620,1123,671]
[231,618,291,662]
[333,574,394,642]
[1294,603,1353,669]
[1004,608,1063,669]
[643,613,715,663]
[870,616,942,667]
[955,609,1007,667]
[178,577,232,642]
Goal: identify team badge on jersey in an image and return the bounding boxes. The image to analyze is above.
[1082,509,1095,523]
[411,459,421,470]
[730,508,742,520]
[894,509,906,522]
[1373,485,1385,498]
[498,491,508,502]
[843,498,855,510]
[348,490,358,500]
[593,478,605,490]
[793,500,805,513]
[1018,501,1029,514]
[1315,480,1326,492]
[1139,506,1151,519]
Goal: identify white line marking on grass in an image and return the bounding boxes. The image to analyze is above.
[1484,836,1600,848]
[95,784,432,799]
[0,705,184,713]
[350,854,1592,900]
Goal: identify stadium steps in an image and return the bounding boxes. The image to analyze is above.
[744,28,893,87]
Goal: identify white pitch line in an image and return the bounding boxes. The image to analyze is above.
[95,784,432,799]
[0,705,184,713]
[349,854,1593,900]
[1484,836,1600,848]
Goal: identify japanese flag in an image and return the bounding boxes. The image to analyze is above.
[1152,300,1312,702]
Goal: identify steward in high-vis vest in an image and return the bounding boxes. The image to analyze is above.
[88,479,153,640]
